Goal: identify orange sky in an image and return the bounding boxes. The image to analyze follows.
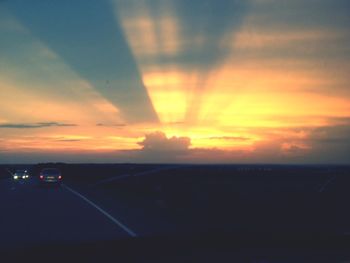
[0,0,349,163]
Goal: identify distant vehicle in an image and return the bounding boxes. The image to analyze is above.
[13,170,29,180]
[39,168,62,185]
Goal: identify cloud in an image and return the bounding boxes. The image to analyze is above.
[114,0,249,123]
[309,124,350,144]
[96,123,126,127]
[308,124,350,163]
[249,123,350,164]
[55,139,81,142]
[1,124,349,164]
[165,121,185,125]
[209,136,251,141]
[116,0,248,68]
[0,122,77,129]
[37,122,77,127]
[138,131,191,152]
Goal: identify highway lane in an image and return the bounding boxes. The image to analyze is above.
[0,177,135,248]
[1,177,349,261]
[2,165,349,249]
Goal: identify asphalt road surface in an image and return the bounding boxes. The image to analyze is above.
[0,177,135,248]
[1,166,350,261]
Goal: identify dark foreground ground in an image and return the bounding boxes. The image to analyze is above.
[1,163,350,262]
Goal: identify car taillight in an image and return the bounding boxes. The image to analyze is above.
[58,175,62,179]
[40,175,44,179]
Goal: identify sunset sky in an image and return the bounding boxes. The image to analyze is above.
[0,0,349,164]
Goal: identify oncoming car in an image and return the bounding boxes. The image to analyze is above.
[13,170,29,180]
[39,168,62,185]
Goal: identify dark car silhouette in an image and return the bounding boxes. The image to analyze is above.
[39,168,62,185]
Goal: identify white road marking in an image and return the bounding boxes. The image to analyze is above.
[93,165,191,187]
[62,184,137,237]
[93,174,131,186]
[318,175,337,193]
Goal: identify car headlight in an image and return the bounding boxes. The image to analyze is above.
[14,175,18,179]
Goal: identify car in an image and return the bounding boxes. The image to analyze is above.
[13,170,29,180]
[39,168,62,185]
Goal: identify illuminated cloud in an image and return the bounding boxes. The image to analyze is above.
[0,125,349,163]
[141,68,194,123]
[113,0,248,123]
[96,123,126,127]
[209,136,251,141]
[0,77,122,126]
[138,131,191,152]
[0,0,349,163]
[55,139,81,142]
[0,122,77,129]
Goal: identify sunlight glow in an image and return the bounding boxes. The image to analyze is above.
[1,0,350,163]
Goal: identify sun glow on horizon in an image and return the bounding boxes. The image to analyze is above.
[1,0,350,163]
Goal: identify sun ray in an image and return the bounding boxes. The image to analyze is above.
[0,8,124,126]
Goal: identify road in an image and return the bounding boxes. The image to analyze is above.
[0,177,136,248]
[1,166,350,261]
